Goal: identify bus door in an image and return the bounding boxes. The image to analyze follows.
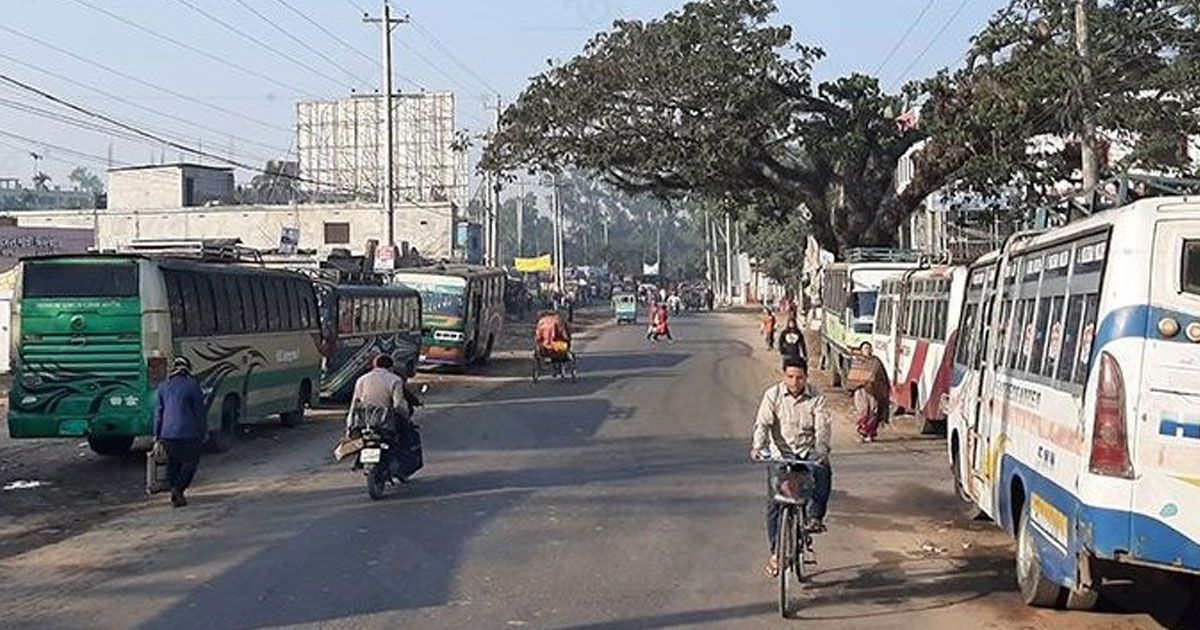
[469,281,483,354]
[966,265,1001,503]
[1131,219,1200,564]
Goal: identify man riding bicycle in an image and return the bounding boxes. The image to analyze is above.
[535,310,571,358]
[751,355,833,577]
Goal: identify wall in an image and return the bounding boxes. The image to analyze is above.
[9,202,455,260]
[108,166,234,209]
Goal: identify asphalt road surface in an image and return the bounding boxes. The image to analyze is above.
[1,312,1195,629]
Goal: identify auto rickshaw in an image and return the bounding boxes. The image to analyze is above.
[613,292,638,324]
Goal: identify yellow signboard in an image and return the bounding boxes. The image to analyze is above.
[514,254,552,273]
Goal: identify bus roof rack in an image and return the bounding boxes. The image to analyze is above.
[843,248,921,263]
[124,238,263,264]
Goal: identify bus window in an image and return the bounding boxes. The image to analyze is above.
[261,279,281,331]
[164,271,186,336]
[195,275,218,335]
[1057,294,1086,382]
[1008,299,1030,370]
[223,276,245,333]
[1073,293,1102,385]
[1184,240,1200,295]
[180,274,202,336]
[211,276,232,334]
[274,280,293,330]
[238,276,258,333]
[23,260,138,298]
[1040,295,1065,378]
[338,296,353,335]
[955,303,976,364]
[1028,298,1052,375]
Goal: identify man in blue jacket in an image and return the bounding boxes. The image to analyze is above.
[154,356,207,507]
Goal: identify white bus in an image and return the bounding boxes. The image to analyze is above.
[873,265,969,434]
[945,197,1200,609]
[818,249,920,386]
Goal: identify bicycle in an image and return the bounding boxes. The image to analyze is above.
[754,452,821,618]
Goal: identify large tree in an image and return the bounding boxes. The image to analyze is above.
[482,0,929,254]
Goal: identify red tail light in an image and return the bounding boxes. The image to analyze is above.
[1088,352,1134,479]
[147,356,167,386]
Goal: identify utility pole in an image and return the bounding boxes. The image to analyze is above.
[365,2,408,246]
[551,175,563,292]
[1075,0,1098,205]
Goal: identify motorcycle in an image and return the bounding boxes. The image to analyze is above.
[348,385,427,500]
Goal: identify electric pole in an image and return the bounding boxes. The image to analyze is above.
[365,2,408,246]
[486,96,503,266]
[552,175,563,292]
[1075,0,1098,204]
[725,212,734,304]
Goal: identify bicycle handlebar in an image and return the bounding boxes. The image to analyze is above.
[751,450,820,467]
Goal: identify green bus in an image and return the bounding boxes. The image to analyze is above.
[7,254,322,455]
[389,264,505,368]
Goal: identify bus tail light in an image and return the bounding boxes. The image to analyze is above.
[1088,352,1134,479]
[147,356,167,386]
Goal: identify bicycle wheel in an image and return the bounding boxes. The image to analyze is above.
[778,506,796,618]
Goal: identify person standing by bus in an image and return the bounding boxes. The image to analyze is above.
[849,342,890,443]
[153,356,207,508]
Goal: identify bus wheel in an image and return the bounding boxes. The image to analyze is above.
[87,435,133,457]
[208,397,240,453]
[1016,501,1064,607]
[280,381,310,428]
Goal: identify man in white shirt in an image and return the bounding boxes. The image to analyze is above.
[751,356,833,575]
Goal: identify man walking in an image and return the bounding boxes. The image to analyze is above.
[154,356,207,508]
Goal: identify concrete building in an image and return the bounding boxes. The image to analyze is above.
[108,163,234,209]
[8,201,457,260]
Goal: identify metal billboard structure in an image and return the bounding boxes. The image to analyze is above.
[295,92,466,208]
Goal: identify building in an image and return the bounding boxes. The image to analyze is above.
[295,93,467,208]
[8,201,457,260]
[0,177,96,211]
[108,163,234,209]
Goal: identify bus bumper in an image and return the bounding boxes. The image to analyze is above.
[421,345,465,366]
[6,411,153,439]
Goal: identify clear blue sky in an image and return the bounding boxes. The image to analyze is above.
[0,0,1004,187]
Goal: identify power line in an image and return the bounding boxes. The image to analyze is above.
[0,128,126,168]
[889,0,975,91]
[171,0,355,90]
[0,49,292,156]
[64,0,321,98]
[410,18,501,96]
[265,0,427,92]
[874,0,937,76]
[0,23,293,135]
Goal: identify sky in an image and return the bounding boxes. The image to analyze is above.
[0,0,1006,193]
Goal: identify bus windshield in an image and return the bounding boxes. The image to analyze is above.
[851,291,878,319]
[402,280,465,317]
[23,261,138,298]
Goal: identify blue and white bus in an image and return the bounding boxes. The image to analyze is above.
[946,196,1200,609]
[313,281,422,400]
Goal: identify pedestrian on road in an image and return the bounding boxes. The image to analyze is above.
[751,355,833,577]
[761,308,777,350]
[646,303,660,340]
[705,287,715,311]
[153,356,207,508]
[654,303,673,342]
[778,318,807,360]
[848,342,891,443]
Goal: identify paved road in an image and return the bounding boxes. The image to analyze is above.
[0,313,1193,629]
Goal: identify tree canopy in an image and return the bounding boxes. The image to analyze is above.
[485,0,1200,260]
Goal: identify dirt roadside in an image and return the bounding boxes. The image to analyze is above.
[0,307,613,563]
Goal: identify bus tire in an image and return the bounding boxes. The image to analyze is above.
[483,335,495,361]
[87,435,133,457]
[1064,585,1100,611]
[950,437,969,502]
[208,396,240,453]
[1016,499,1064,607]
[280,381,310,428]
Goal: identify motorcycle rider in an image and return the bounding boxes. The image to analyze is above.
[347,355,412,472]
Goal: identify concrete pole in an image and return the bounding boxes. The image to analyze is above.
[516,181,524,258]
[365,2,408,246]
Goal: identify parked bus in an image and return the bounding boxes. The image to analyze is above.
[945,197,1200,609]
[389,264,505,368]
[313,281,422,400]
[7,254,322,455]
[818,249,920,386]
[872,266,969,434]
